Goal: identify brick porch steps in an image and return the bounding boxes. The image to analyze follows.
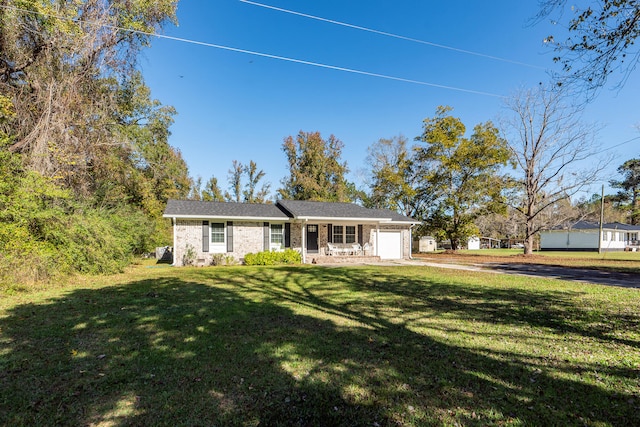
[310,255,382,264]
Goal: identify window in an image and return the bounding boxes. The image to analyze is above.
[271,224,284,246]
[333,225,344,243]
[345,226,356,243]
[602,231,608,241]
[211,223,225,244]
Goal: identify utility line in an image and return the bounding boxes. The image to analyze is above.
[240,0,547,70]
[600,135,640,152]
[0,4,505,98]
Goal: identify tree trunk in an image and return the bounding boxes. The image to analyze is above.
[524,220,535,255]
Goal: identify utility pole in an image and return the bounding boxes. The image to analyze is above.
[598,184,604,254]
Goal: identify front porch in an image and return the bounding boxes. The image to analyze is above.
[308,254,382,265]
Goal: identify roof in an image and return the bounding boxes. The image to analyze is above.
[163,199,418,224]
[163,199,289,220]
[276,200,417,223]
[547,220,640,232]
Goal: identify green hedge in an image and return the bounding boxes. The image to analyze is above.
[243,249,302,266]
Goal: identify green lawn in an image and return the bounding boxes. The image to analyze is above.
[1,264,638,426]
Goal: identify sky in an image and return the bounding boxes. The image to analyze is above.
[140,0,640,199]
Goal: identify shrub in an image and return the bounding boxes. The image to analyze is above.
[243,249,301,266]
[182,243,196,266]
[209,254,238,266]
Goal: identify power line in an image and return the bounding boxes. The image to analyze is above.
[600,135,640,153]
[0,4,505,98]
[240,0,547,71]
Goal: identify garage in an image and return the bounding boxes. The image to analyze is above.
[377,231,403,259]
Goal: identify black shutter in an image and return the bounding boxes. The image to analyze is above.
[284,223,291,248]
[328,223,333,243]
[202,221,209,252]
[263,222,270,251]
[358,224,363,245]
[227,221,233,252]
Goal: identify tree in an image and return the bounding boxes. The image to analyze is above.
[224,160,271,203]
[502,85,607,255]
[279,131,350,202]
[1,0,178,185]
[539,0,640,92]
[243,160,271,203]
[202,176,225,202]
[475,209,525,246]
[226,160,244,202]
[365,135,429,217]
[415,106,511,250]
[0,1,186,284]
[610,158,640,224]
[575,192,628,224]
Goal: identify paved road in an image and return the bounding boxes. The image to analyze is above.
[482,262,640,289]
[385,259,640,289]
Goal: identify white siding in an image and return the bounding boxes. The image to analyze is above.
[540,229,628,251]
[467,237,481,250]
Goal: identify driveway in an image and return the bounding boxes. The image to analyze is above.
[386,259,640,289]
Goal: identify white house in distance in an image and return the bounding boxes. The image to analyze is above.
[163,199,419,265]
[540,221,640,252]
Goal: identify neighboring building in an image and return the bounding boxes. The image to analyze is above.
[413,236,437,253]
[540,221,640,252]
[467,236,481,250]
[163,199,419,265]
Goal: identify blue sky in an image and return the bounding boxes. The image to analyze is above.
[140,0,640,199]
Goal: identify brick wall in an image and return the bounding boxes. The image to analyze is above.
[173,220,413,265]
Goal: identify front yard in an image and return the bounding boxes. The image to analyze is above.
[1,263,638,426]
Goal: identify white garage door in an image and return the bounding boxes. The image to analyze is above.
[377,231,403,259]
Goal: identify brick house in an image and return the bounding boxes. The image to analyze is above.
[163,199,419,265]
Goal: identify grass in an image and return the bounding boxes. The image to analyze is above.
[1,263,639,426]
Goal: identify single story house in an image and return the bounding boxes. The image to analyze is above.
[540,221,640,252]
[163,199,419,265]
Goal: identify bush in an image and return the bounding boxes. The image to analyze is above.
[243,249,302,266]
[182,244,196,266]
[0,167,163,286]
[209,254,238,266]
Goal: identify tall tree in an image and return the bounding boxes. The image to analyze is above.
[243,160,271,203]
[502,85,606,254]
[226,160,244,203]
[1,0,177,186]
[366,135,429,217]
[279,131,350,202]
[539,0,640,92]
[224,160,270,203]
[610,158,640,224]
[202,176,225,202]
[575,192,628,224]
[416,106,511,250]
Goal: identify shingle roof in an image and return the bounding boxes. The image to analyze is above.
[550,220,640,231]
[164,199,290,219]
[164,199,419,224]
[276,200,417,223]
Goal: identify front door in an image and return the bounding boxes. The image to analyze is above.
[306,224,318,253]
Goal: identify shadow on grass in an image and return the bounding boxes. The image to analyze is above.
[0,266,638,426]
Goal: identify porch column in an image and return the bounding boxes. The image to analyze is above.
[302,221,307,264]
[376,223,380,256]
